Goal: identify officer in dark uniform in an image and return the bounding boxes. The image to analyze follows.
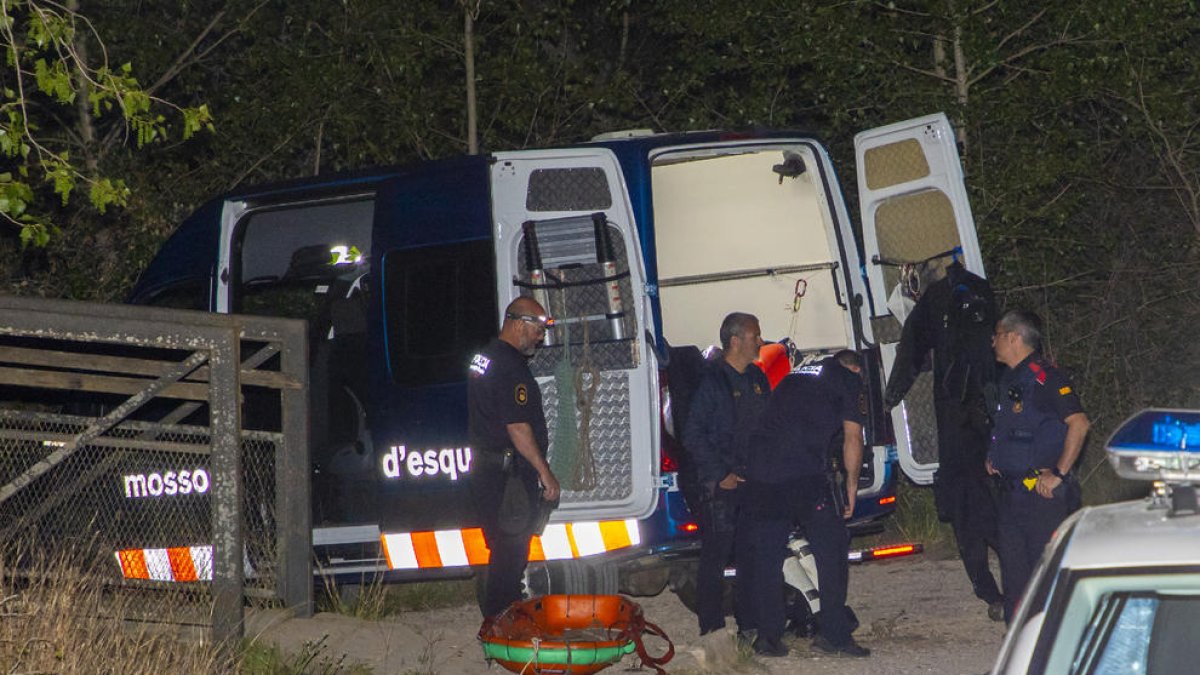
[988,310,1089,622]
[467,296,562,619]
[682,312,768,640]
[743,350,870,658]
[884,261,1005,621]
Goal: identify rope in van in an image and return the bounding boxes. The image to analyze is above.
[573,316,599,490]
[550,281,581,488]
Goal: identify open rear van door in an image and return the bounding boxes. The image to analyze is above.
[490,148,659,523]
[856,113,984,485]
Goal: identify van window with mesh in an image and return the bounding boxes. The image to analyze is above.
[383,240,497,386]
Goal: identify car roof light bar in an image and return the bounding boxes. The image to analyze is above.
[1106,409,1200,483]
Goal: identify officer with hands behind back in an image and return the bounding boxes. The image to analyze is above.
[682,312,769,641]
[987,310,1089,623]
[742,350,871,658]
[467,296,562,620]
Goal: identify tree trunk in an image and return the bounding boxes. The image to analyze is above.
[951,23,969,157]
[68,0,97,173]
[464,3,478,155]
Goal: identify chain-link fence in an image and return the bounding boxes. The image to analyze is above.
[0,296,309,645]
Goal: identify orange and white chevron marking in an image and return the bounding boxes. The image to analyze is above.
[380,519,641,570]
[115,546,255,582]
[115,545,215,582]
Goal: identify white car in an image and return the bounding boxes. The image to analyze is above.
[992,408,1200,675]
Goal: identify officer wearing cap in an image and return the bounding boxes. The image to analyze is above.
[987,310,1089,622]
[468,296,562,619]
[682,312,768,640]
[742,350,870,658]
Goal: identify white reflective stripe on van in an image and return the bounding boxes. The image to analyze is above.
[379,519,641,570]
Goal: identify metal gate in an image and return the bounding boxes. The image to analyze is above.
[0,296,310,645]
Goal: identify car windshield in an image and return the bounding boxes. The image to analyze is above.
[1043,573,1200,674]
[1078,593,1200,674]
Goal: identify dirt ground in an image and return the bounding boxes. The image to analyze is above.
[247,555,1007,674]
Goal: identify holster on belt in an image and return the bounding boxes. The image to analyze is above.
[474,446,515,474]
[826,470,846,517]
[995,469,1040,492]
[699,481,737,535]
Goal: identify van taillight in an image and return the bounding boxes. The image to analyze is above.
[658,372,683,474]
[661,454,679,473]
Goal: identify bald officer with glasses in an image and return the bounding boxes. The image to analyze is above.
[987,309,1088,623]
[468,296,562,619]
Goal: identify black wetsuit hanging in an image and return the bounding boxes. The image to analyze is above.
[883,261,1004,610]
[885,261,997,441]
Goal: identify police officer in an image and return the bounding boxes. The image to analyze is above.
[682,312,768,640]
[987,310,1089,622]
[744,350,870,657]
[467,296,562,619]
[885,261,1005,621]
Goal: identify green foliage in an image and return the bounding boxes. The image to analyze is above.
[87,176,128,214]
[863,479,956,558]
[0,0,212,250]
[239,636,374,675]
[33,58,73,103]
[41,154,73,204]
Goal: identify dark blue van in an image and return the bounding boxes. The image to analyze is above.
[128,114,981,595]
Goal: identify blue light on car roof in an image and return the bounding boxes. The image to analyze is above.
[1152,418,1200,449]
[1107,409,1200,482]
[1109,410,1200,451]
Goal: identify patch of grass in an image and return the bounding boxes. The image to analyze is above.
[858,479,956,558]
[0,548,231,674]
[317,573,476,619]
[316,572,390,620]
[384,579,476,612]
[239,635,374,674]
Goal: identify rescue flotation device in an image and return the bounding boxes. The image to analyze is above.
[479,594,674,675]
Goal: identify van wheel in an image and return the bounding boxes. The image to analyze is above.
[526,559,618,596]
[619,565,669,597]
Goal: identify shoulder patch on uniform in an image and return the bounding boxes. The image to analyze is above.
[515,383,528,405]
[1027,361,1047,385]
[469,353,490,376]
[795,364,823,376]
[1059,386,1072,396]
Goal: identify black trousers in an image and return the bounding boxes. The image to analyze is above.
[933,465,1003,605]
[469,455,539,619]
[743,477,854,646]
[997,481,1069,622]
[696,485,753,633]
[934,403,1003,607]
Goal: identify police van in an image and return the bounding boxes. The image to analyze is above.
[126,113,982,595]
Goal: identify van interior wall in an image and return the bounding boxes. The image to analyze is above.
[651,148,850,352]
